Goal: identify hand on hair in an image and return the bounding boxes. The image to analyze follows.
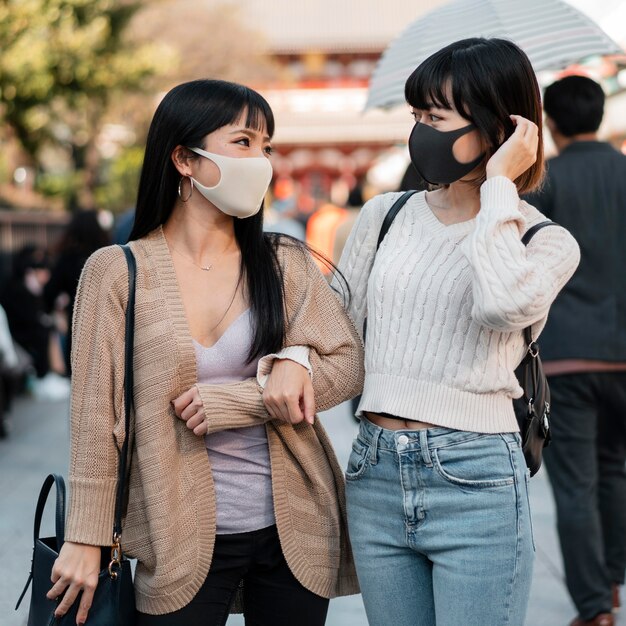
[485,115,538,182]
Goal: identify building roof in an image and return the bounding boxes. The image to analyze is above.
[262,87,413,145]
[228,0,449,53]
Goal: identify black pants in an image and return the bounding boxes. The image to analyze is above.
[136,525,329,626]
[543,372,626,620]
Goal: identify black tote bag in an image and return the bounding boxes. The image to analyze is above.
[16,244,137,625]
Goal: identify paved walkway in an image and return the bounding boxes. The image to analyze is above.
[1,396,622,626]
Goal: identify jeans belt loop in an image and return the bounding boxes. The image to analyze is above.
[368,426,381,465]
[419,429,433,466]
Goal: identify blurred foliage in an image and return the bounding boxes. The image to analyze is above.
[130,1,278,86]
[0,0,173,208]
[0,0,275,211]
[94,146,143,213]
[36,170,82,202]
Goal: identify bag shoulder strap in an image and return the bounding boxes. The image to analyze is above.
[16,249,136,612]
[114,244,136,537]
[376,190,419,250]
[521,220,558,346]
[521,220,557,246]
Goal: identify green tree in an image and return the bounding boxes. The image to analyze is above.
[0,0,172,209]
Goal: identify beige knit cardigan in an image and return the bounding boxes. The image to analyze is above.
[64,227,364,615]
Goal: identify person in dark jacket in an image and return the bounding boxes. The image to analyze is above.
[44,210,110,375]
[525,75,626,626]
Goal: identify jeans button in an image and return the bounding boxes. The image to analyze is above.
[398,434,409,445]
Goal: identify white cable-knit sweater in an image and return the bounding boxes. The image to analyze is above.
[334,177,580,433]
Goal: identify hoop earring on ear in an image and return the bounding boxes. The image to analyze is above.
[178,176,193,202]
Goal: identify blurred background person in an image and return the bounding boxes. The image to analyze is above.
[525,75,626,626]
[44,210,111,376]
[263,176,305,240]
[0,245,53,380]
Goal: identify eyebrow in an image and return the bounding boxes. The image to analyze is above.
[229,128,271,142]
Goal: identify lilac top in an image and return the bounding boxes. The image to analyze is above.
[194,309,275,534]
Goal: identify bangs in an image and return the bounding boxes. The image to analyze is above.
[404,43,478,120]
[242,91,275,138]
[208,89,275,138]
[184,81,275,148]
[405,53,454,111]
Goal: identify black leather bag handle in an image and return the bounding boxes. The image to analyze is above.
[520,221,557,349]
[519,221,557,405]
[114,244,136,538]
[32,473,66,548]
[15,474,67,611]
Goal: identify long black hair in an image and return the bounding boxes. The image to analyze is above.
[129,79,288,362]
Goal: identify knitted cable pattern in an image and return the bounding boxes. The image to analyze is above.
[333,176,580,433]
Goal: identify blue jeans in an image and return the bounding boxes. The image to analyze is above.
[346,417,534,626]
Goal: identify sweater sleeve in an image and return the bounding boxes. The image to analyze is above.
[64,246,128,546]
[331,193,399,337]
[463,176,580,332]
[196,244,365,434]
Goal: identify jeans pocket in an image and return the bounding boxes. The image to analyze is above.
[524,470,536,552]
[345,438,371,481]
[432,434,516,488]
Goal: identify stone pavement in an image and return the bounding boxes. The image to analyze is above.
[1,396,623,626]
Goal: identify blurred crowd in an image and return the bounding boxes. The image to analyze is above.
[0,211,111,437]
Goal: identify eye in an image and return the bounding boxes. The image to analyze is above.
[429,114,442,122]
[264,145,273,155]
[235,137,250,146]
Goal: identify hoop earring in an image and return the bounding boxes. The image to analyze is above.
[178,176,193,202]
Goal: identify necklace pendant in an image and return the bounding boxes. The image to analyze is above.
[201,264,213,271]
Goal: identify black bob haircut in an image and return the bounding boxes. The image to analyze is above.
[543,75,605,137]
[129,79,345,363]
[404,37,544,194]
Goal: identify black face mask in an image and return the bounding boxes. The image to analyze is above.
[408,122,486,185]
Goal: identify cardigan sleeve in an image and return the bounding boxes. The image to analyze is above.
[463,176,580,332]
[196,243,365,434]
[64,246,129,546]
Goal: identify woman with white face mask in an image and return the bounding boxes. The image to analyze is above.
[272,38,582,625]
[47,79,363,626]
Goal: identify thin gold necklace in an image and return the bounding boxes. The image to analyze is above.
[168,240,236,272]
[170,245,214,271]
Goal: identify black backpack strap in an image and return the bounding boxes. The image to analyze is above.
[521,220,558,346]
[376,190,419,250]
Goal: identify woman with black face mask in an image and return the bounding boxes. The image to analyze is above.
[269,38,581,625]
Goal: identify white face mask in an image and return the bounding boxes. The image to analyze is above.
[188,146,273,219]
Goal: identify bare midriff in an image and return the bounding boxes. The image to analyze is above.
[364,411,437,431]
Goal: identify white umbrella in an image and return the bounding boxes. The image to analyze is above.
[366,0,623,110]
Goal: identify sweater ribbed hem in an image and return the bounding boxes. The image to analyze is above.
[65,477,118,545]
[358,373,519,434]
